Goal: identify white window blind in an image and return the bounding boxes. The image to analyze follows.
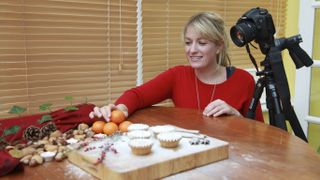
[0,0,137,118]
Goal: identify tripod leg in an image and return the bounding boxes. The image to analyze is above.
[268,46,307,142]
[266,90,276,126]
[266,81,287,131]
[246,78,265,119]
[284,106,308,142]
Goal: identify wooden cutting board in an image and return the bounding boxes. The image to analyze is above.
[68,131,228,180]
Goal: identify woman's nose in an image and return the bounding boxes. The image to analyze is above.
[189,43,198,53]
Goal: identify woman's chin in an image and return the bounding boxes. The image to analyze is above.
[190,63,205,69]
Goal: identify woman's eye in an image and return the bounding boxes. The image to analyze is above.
[199,41,207,45]
[185,41,191,45]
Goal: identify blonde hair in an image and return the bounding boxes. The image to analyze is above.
[183,12,231,66]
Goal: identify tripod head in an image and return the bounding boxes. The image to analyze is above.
[257,34,314,76]
[275,34,313,68]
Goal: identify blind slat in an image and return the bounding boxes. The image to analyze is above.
[0,0,137,117]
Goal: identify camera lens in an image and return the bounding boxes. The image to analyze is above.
[230,21,257,47]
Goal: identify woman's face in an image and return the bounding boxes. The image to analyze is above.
[184,26,222,70]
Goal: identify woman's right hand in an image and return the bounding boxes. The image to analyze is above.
[89,104,128,122]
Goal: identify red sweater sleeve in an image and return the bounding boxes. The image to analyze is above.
[115,67,175,115]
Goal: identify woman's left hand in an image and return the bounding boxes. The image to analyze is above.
[203,99,242,117]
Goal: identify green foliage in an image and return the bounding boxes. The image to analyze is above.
[1,88,20,149]
[8,105,26,116]
[38,114,53,124]
[64,96,79,111]
[3,125,20,136]
[64,106,79,111]
[39,103,53,112]
[38,103,54,124]
[64,96,73,102]
[317,146,320,154]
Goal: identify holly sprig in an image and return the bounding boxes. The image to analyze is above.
[3,125,20,136]
[8,105,26,117]
[39,103,53,112]
[38,103,53,124]
[0,125,21,150]
[0,105,26,149]
[38,114,53,124]
[84,96,88,104]
[64,96,79,111]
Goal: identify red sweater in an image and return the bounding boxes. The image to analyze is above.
[116,66,264,122]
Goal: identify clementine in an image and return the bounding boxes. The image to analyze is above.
[91,121,106,134]
[119,121,133,132]
[103,122,119,135]
[110,110,126,124]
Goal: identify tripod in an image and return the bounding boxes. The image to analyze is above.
[246,46,308,142]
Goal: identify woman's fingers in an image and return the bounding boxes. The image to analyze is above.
[89,104,117,122]
[99,106,109,121]
[203,99,224,116]
[203,99,241,117]
[206,106,223,117]
[204,104,226,117]
[93,106,102,118]
[101,104,116,121]
[89,111,95,119]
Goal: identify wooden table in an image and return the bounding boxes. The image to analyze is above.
[2,107,320,179]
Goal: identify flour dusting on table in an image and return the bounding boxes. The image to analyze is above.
[65,163,92,179]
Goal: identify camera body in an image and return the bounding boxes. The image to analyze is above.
[230,7,276,54]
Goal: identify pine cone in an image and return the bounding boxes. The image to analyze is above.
[40,122,57,138]
[23,126,41,141]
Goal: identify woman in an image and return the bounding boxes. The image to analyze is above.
[89,12,264,122]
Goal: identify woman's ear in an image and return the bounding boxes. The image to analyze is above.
[216,42,224,54]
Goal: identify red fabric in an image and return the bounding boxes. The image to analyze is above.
[0,151,23,176]
[0,103,96,176]
[116,65,264,122]
[0,103,96,145]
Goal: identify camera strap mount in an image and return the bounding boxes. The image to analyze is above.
[245,44,259,72]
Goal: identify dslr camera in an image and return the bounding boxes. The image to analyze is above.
[230,7,275,54]
[230,7,313,68]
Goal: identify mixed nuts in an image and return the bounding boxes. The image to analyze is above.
[5,123,94,167]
